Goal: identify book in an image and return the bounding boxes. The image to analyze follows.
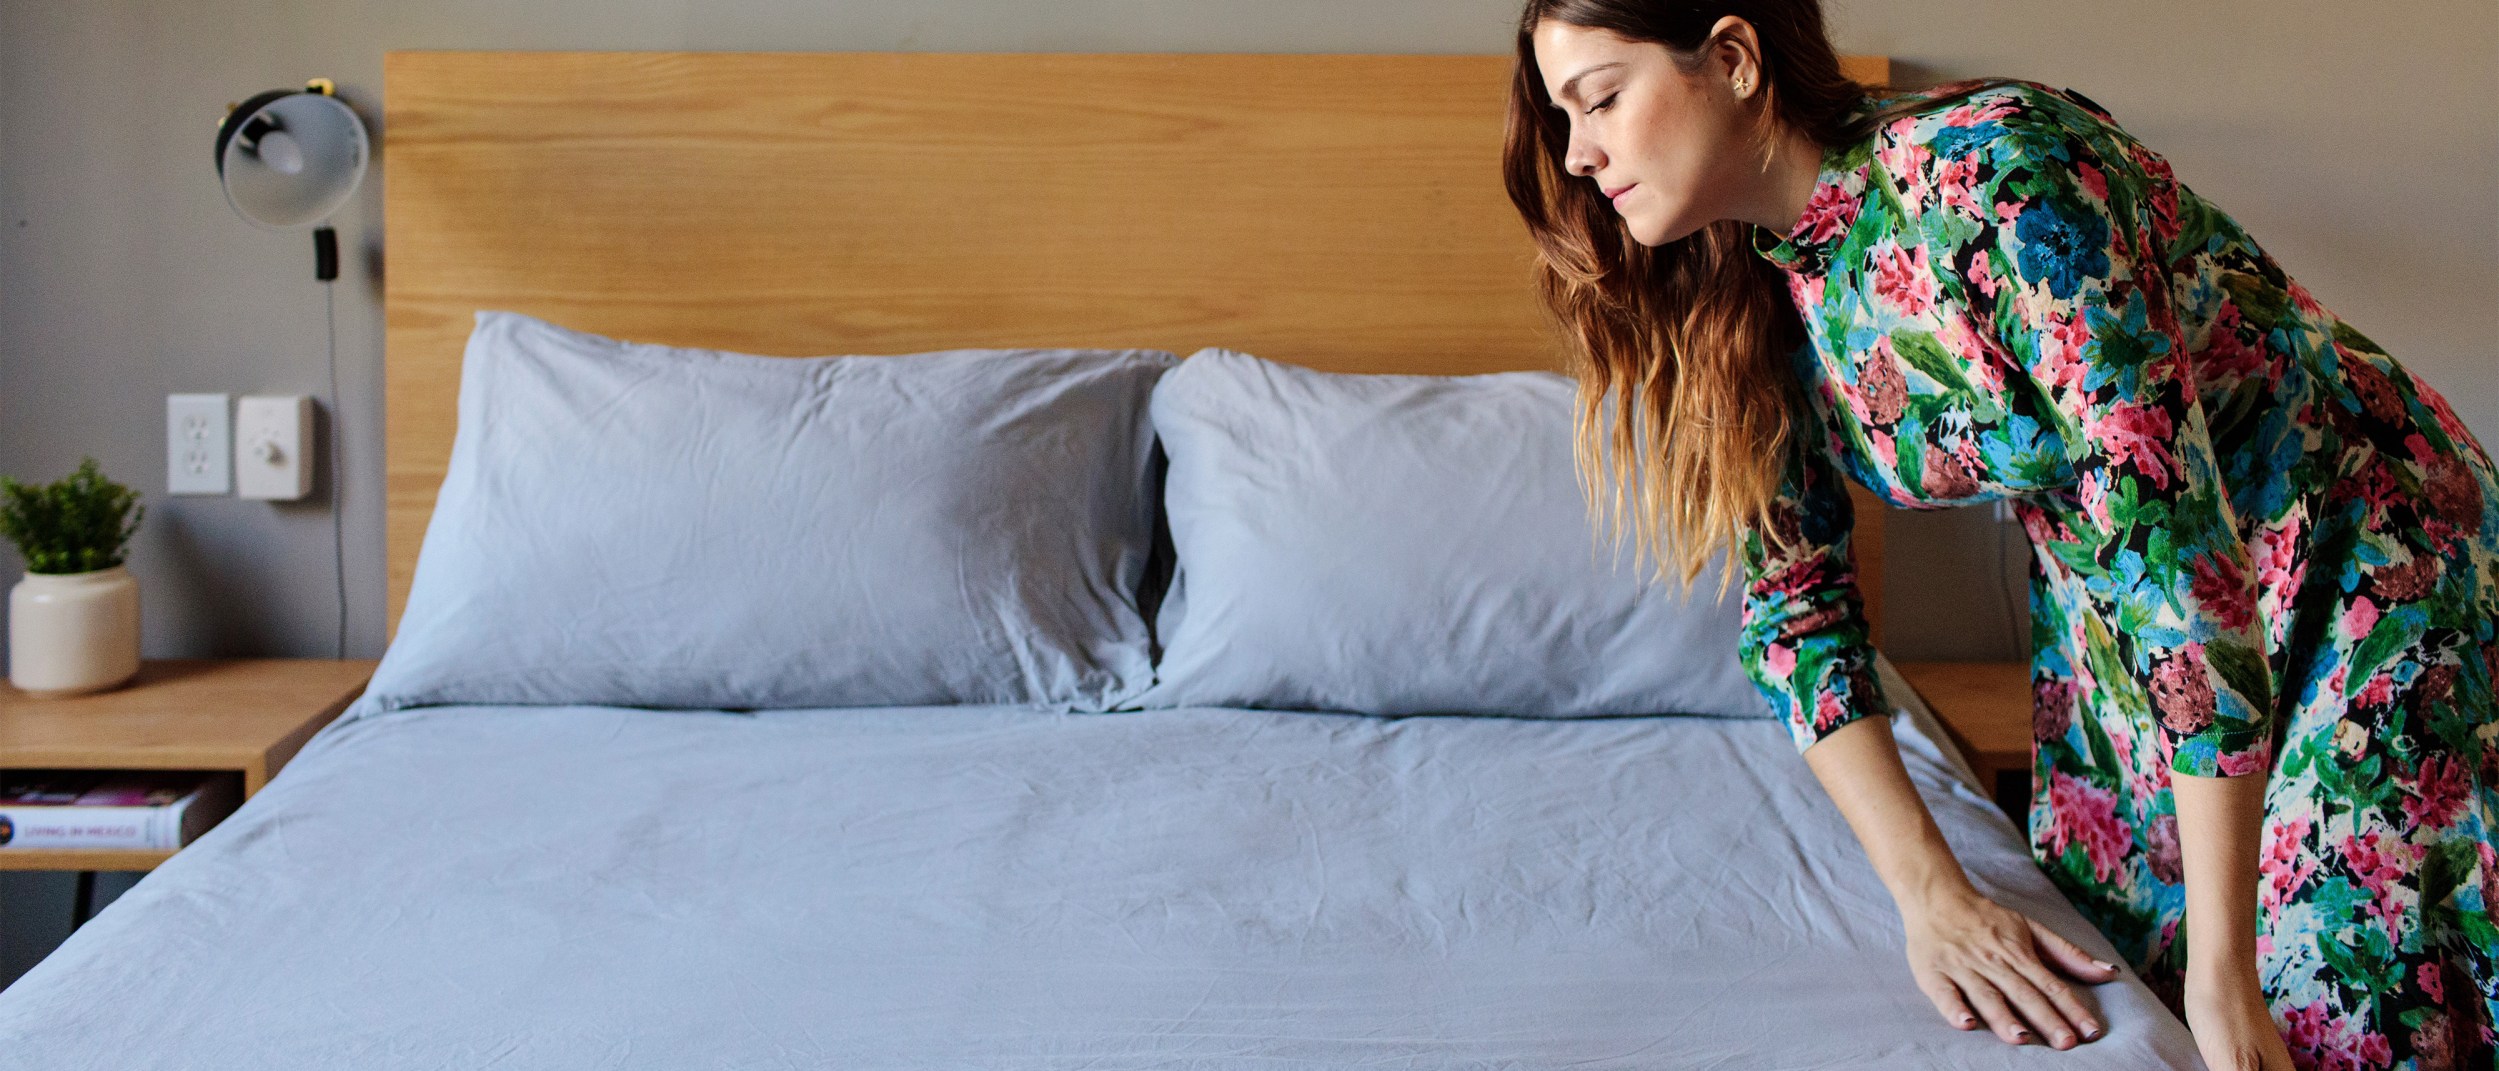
[0,771,241,851]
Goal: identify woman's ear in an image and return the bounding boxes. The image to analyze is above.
[1704,15,1765,97]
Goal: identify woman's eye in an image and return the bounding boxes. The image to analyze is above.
[1586,93,1618,115]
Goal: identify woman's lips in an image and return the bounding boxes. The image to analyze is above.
[1610,184,1637,205]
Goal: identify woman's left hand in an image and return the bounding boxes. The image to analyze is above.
[2183,965,2295,1071]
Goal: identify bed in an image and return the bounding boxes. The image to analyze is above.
[0,52,2202,1068]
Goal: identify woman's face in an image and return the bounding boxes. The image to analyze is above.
[1531,19,1755,247]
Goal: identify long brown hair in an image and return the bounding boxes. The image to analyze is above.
[1502,0,2010,598]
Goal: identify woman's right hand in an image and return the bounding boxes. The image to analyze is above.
[1903,887,2123,1049]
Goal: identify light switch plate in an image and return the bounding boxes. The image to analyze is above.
[166,393,232,495]
[235,394,314,501]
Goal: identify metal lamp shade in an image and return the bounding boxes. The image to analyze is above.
[216,90,368,230]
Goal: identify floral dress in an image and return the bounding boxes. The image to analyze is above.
[1737,78,2499,1069]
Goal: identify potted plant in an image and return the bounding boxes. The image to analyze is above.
[2,458,144,696]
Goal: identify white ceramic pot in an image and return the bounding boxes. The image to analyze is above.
[8,565,141,697]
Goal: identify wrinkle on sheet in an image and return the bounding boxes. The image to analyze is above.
[0,703,2194,1070]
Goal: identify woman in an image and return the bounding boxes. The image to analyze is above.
[1500,2,2498,1069]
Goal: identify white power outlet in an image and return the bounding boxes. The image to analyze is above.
[235,394,314,501]
[166,393,232,495]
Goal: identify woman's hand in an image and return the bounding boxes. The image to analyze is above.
[1903,887,2122,1048]
[2184,964,2295,1071]
[1797,717,2122,1049]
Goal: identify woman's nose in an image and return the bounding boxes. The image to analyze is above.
[1565,137,1602,178]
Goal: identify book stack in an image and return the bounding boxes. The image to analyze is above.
[0,771,242,851]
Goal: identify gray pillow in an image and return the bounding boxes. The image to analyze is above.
[1134,348,1770,719]
[362,311,1174,714]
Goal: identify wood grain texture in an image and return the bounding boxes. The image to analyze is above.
[384,51,1892,634]
[1889,660,2032,777]
[0,659,374,792]
[0,658,375,871]
[0,848,178,872]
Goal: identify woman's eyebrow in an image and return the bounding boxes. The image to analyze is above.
[1553,61,1627,106]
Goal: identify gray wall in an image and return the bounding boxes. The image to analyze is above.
[3,0,2493,986]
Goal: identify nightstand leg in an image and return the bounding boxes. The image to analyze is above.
[69,871,96,931]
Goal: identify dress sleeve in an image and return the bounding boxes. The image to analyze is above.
[1738,414,1888,753]
[1946,107,2274,777]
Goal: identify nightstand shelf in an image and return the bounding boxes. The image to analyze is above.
[1891,660,2035,821]
[0,847,185,872]
[0,658,375,874]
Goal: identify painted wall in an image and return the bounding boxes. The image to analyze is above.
[3,0,2493,988]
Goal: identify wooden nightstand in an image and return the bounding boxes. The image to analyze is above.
[0,659,375,884]
[1890,660,2034,821]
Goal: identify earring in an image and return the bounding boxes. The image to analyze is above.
[1734,78,1751,95]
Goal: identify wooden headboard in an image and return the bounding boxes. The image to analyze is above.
[383,51,1891,638]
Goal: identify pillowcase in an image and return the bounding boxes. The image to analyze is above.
[1133,347,1770,719]
[361,311,1174,714]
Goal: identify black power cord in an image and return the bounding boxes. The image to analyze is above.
[323,280,346,659]
[1993,503,2023,654]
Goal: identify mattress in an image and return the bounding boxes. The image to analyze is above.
[0,694,2199,1068]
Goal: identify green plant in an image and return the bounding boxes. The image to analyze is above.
[0,457,144,574]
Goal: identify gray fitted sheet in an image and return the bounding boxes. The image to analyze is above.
[0,698,2199,1069]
